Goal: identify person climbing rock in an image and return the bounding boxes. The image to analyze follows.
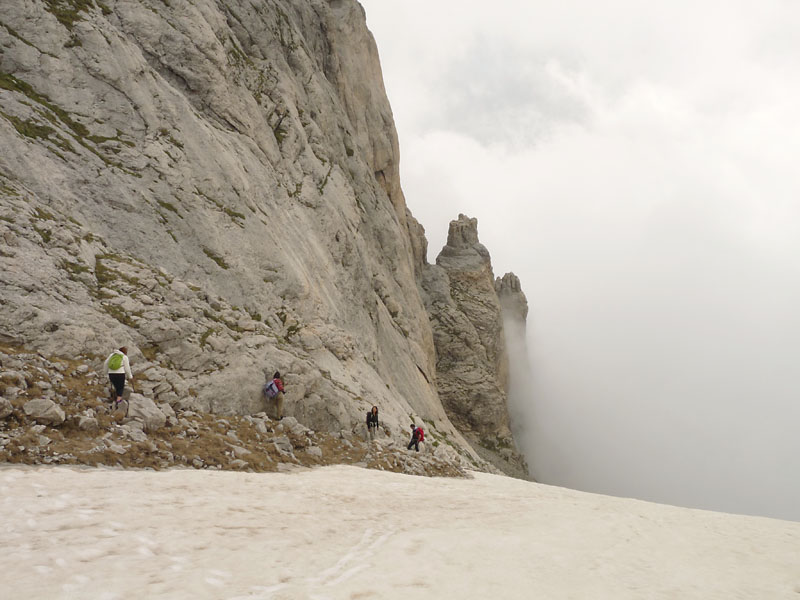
[104,346,132,407]
[407,423,424,452]
[366,406,379,440]
[263,371,285,420]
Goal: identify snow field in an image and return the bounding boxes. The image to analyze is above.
[1,465,799,599]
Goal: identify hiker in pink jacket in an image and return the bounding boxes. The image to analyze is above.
[263,371,285,420]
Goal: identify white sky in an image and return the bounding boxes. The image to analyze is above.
[360,0,800,521]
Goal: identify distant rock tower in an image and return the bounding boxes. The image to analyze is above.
[421,215,529,478]
[495,272,529,323]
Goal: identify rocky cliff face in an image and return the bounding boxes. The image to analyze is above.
[421,216,528,477]
[496,272,535,475]
[0,0,530,475]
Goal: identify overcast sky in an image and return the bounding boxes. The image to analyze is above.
[360,0,800,521]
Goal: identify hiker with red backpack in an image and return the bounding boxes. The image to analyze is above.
[407,423,424,452]
[263,371,285,420]
[104,346,133,407]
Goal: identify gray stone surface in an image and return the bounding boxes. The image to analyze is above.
[126,394,167,432]
[107,443,127,455]
[157,403,177,420]
[280,416,308,437]
[2,387,21,401]
[78,416,99,431]
[229,445,251,459]
[22,399,66,426]
[272,436,294,455]
[120,424,148,443]
[0,398,13,419]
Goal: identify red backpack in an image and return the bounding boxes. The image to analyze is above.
[416,427,424,442]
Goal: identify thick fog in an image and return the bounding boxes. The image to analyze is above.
[362,0,800,521]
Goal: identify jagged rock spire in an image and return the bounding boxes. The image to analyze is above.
[446,213,480,248]
[437,214,491,264]
[420,214,528,478]
[496,272,529,321]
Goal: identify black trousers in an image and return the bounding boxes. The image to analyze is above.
[109,373,126,397]
[407,438,419,452]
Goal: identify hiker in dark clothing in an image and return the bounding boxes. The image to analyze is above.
[407,424,424,452]
[366,406,379,440]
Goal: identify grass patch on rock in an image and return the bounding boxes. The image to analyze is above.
[43,0,97,31]
[157,199,180,215]
[0,71,136,172]
[202,247,229,270]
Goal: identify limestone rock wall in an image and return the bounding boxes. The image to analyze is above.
[0,0,457,444]
[0,0,532,474]
[496,272,536,475]
[421,215,528,477]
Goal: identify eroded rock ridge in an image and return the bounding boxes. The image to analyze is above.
[421,215,528,477]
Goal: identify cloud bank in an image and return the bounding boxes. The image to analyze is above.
[362,0,800,520]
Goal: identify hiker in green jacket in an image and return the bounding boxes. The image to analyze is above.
[104,347,133,406]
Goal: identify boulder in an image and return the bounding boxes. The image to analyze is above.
[272,436,293,455]
[157,402,176,420]
[1,371,27,390]
[2,387,21,401]
[229,445,251,458]
[77,416,99,431]
[126,394,167,432]
[120,423,148,442]
[280,416,308,437]
[0,398,13,419]
[23,399,65,426]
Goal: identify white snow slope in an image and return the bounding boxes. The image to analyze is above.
[2,465,799,599]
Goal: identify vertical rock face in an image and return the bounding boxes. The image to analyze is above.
[422,215,528,477]
[496,271,535,474]
[0,0,532,475]
[0,0,445,440]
